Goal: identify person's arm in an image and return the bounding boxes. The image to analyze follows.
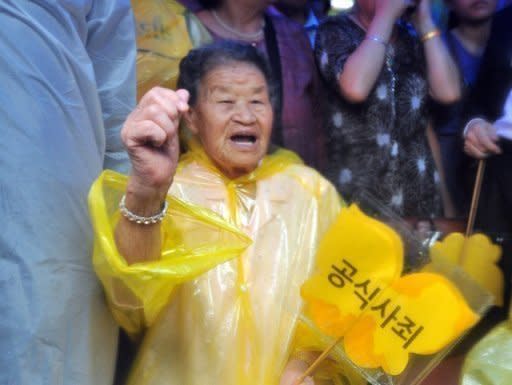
[463,119,502,159]
[494,89,512,138]
[413,0,461,103]
[114,87,190,264]
[462,90,512,159]
[337,0,407,103]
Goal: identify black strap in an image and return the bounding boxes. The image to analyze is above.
[263,14,284,147]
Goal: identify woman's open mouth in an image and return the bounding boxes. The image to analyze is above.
[229,134,258,148]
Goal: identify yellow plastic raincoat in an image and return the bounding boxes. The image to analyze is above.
[90,140,342,385]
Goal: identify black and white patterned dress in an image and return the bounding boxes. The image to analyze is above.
[315,13,442,218]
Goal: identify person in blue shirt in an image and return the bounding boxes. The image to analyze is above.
[464,3,512,310]
[431,0,498,216]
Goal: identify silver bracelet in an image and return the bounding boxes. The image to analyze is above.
[119,195,168,225]
[365,34,388,48]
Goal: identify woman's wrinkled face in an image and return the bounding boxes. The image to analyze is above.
[185,61,273,179]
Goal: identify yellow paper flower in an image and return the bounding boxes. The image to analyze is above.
[301,205,480,376]
[301,205,403,337]
[344,273,478,375]
[429,233,504,306]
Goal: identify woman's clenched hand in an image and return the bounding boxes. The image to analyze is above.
[121,87,190,201]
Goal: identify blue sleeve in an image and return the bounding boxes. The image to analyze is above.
[86,0,136,173]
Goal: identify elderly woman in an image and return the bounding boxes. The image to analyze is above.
[134,0,325,169]
[315,0,460,218]
[91,42,341,385]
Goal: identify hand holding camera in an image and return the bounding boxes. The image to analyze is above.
[374,0,411,23]
[406,0,436,36]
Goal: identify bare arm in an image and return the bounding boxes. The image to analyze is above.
[463,90,512,158]
[338,0,407,103]
[414,0,461,103]
[114,189,167,265]
[115,87,190,264]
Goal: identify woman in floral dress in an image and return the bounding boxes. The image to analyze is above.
[316,0,459,218]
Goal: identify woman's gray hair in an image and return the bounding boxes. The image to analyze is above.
[177,41,277,109]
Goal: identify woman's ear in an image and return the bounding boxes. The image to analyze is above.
[183,109,199,135]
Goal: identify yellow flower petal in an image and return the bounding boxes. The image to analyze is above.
[343,315,382,369]
[302,207,481,377]
[348,273,479,374]
[430,233,504,306]
[306,300,358,338]
[301,205,404,336]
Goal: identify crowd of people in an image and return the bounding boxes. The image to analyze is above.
[1,0,511,384]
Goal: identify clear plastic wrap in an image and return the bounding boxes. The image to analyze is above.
[461,321,512,385]
[90,141,343,384]
[133,0,211,98]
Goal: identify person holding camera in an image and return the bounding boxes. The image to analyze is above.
[315,0,460,219]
